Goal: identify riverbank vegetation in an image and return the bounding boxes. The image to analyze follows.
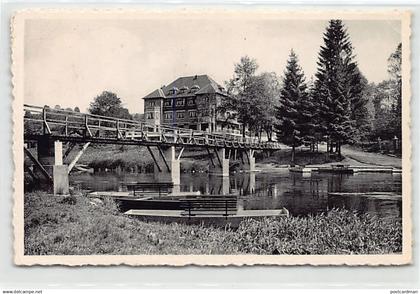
[24,191,402,255]
[221,20,402,161]
[72,145,241,173]
[256,148,342,166]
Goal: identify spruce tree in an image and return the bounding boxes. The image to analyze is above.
[314,19,364,155]
[275,50,308,164]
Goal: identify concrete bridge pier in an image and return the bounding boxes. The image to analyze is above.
[150,146,180,185]
[240,149,256,172]
[209,147,229,177]
[37,136,69,195]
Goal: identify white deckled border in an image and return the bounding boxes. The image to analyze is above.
[11,8,412,266]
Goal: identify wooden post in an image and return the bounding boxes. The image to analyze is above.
[68,142,91,174]
[24,146,52,182]
[146,146,162,172]
[116,120,120,139]
[157,146,171,172]
[42,108,46,135]
[65,116,68,136]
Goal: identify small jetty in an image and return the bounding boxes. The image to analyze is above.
[289,164,401,174]
[289,166,314,173]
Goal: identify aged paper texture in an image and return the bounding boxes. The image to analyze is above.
[12,8,411,266]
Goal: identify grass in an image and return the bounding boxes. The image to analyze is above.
[24,191,402,255]
[341,145,402,169]
[257,149,342,166]
[75,145,155,171]
[72,145,241,173]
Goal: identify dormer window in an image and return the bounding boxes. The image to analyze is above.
[191,85,200,92]
[168,87,179,95]
[180,86,189,94]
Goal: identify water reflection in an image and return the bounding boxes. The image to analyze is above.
[70,170,402,218]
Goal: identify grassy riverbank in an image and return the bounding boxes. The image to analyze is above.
[74,145,228,173]
[24,191,402,255]
[71,144,341,173]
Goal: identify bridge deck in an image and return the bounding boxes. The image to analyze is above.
[24,104,281,150]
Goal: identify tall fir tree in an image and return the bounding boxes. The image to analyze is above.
[275,50,309,163]
[314,19,365,155]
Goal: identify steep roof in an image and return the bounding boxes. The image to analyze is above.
[143,88,166,99]
[163,75,227,97]
[143,75,229,100]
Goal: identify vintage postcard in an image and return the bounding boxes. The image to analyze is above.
[12,8,411,265]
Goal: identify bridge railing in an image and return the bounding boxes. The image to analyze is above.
[23,104,281,149]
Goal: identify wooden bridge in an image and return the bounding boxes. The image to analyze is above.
[24,104,281,150]
[23,104,281,194]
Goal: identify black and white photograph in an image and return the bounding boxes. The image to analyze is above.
[12,9,411,265]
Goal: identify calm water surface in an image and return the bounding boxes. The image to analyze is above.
[70,169,402,218]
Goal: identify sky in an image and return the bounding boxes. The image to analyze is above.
[24,15,401,114]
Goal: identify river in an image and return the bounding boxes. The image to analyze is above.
[70,169,402,219]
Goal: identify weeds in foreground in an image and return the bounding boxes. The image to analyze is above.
[229,210,402,254]
[24,191,402,255]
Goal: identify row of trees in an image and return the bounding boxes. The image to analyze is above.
[277,20,370,158]
[222,19,402,160]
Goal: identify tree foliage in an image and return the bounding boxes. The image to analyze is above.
[313,20,366,154]
[224,56,259,137]
[275,50,310,161]
[387,43,402,139]
[222,56,279,139]
[88,91,132,120]
[258,72,281,141]
[366,43,402,141]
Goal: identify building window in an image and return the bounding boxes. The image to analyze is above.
[146,112,154,119]
[187,98,195,106]
[176,99,185,106]
[164,112,173,119]
[177,111,185,119]
[164,100,172,107]
[189,111,197,118]
[149,101,156,107]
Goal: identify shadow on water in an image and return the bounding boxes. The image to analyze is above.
[70,170,402,218]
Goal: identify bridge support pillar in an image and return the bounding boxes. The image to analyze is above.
[152,146,180,185]
[209,148,229,177]
[208,174,230,195]
[37,136,69,195]
[241,149,256,172]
